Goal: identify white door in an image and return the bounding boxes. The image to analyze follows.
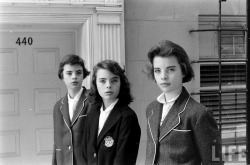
[0,30,75,165]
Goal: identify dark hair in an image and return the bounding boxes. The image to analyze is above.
[145,40,194,83]
[58,54,90,80]
[89,60,133,106]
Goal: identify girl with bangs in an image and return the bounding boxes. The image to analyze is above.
[83,60,141,165]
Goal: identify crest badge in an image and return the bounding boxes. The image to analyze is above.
[104,136,114,147]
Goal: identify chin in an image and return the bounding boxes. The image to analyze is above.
[160,88,170,93]
[162,91,169,94]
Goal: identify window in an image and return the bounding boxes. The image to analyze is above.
[197,16,247,164]
[221,25,246,59]
[200,63,246,88]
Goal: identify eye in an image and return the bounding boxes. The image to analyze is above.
[66,72,72,76]
[76,71,83,76]
[99,79,106,84]
[167,68,175,73]
[112,79,119,83]
[154,69,160,74]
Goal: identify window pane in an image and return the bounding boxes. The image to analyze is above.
[221,45,233,54]
[235,44,245,54]
[200,64,246,87]
[200,93,246,122]
[221,36,233,44]
[234,36,245,44]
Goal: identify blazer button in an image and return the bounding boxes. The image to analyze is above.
[68,146,71,150]
[93,153,96,157]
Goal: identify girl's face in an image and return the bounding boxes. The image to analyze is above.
[96,68,121,106]
[62,64,84,93]
[153,56,184,97]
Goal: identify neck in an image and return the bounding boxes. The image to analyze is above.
[164,88,182,101]
[68,87,81,99]
[102,99,116,111]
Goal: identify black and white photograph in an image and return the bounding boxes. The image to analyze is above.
[0,0,248,165]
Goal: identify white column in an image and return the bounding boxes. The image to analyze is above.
[95,6,125,68]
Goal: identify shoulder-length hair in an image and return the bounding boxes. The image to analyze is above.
[89,60,133,106]
[58,54,90,80]
[145,40,194,83]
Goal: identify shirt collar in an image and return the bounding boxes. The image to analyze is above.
[100,99,119,113]
[157,92,180,104]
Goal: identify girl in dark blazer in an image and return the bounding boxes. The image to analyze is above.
[83,60,141,165]
[52,54,90,165]
[144,40,224,165]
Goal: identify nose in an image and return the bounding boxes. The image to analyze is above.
[106,81,111,89]
[72,73,77,79]
[161,72,168,80]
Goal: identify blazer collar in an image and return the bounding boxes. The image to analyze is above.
[71,87,88,126]
[159,87,190,141]
[148,102,162,143]
[97,101,122,146]
[60,96,71,128]
[148,87,191,142]
[60,87,88,127]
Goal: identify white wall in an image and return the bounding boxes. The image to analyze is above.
[124,0,246,164]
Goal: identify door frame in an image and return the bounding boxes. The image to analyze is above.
[0,0,125,88]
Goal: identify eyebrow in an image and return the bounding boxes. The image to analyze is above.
[98,76,119,80]
[66,69,82,72]
[154,66,176,69]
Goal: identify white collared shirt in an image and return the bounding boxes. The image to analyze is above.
[157,93,180,126]
[98,99,119,136]
[68,88,83,121]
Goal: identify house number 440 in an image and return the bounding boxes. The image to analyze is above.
[16,37,33,46]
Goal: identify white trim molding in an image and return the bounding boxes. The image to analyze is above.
[0,0,123,6]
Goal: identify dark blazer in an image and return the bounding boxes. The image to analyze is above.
[145,87,223,165]
[52,87,90,165]
[84,100,141,165]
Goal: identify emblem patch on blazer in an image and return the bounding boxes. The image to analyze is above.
[104,136,114,147]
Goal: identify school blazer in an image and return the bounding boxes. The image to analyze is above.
[145,87,224,165]
[84,101,141,165]
[52,87,90,165]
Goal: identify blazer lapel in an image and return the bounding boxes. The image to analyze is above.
[159,101,181,141]
[148,102,162,143]
[59,96,71,128]
[97,104,121,146]
[159,87,191,141]
[71,88,87,126]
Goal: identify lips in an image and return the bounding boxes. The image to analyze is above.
[160,83,170,86]
[71,81,78,85]
[105,91,113,95]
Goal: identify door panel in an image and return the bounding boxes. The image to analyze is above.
[0,31,75,165]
